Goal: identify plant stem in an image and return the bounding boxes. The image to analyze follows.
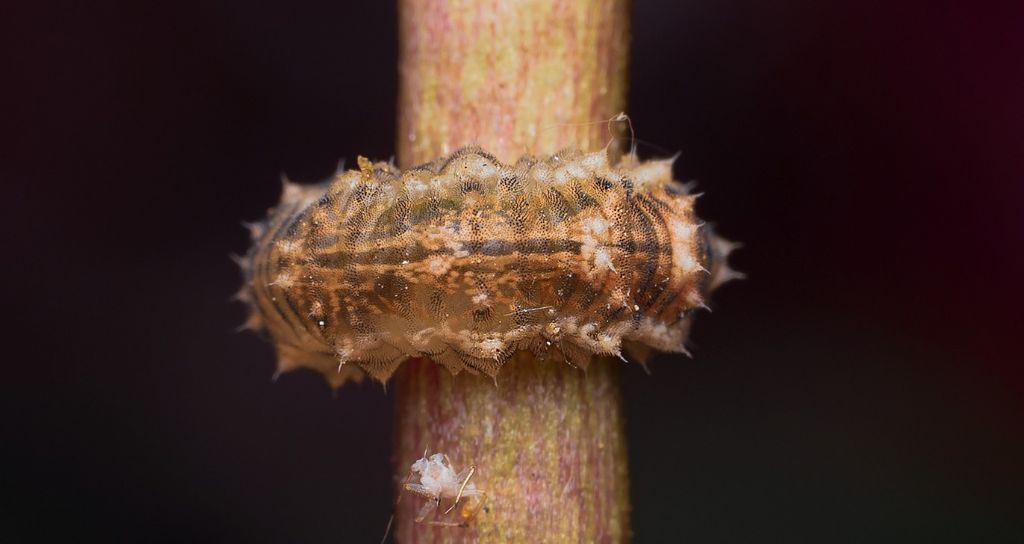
[393,355,629,542]
[396,0,630,168]
[393,0,631,542]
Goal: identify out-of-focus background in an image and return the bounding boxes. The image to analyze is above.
[4,1,1021,541]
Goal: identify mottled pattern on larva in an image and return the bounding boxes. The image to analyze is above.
[238,147,737,387]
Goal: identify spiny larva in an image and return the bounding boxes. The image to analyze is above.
[236,147,739,387]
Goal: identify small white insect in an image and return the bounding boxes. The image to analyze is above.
[401,451,487,527]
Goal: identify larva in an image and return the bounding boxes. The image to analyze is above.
[237,147,738,387]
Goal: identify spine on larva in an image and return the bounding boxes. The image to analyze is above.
[237,147,738,387]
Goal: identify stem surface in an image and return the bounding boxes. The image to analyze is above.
[397,0,630,168]
[394,0,631,542]
[393,355,629,542]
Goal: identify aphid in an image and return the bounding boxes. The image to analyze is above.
[400,451,487,527]
[237,146,740,386]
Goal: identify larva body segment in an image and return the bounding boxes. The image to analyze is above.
[239,147,733,386]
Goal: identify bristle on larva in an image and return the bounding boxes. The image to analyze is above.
[237,147,739,387]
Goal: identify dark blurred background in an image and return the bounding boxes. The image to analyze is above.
[4,1,1022,542]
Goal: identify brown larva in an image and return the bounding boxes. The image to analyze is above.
[237,146,739,387]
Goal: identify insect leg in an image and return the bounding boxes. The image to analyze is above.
[459,491,489,522]
[414,499,438,523]
[444,465,476,514]
[422,519,470,528]
[397,466,417,505]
